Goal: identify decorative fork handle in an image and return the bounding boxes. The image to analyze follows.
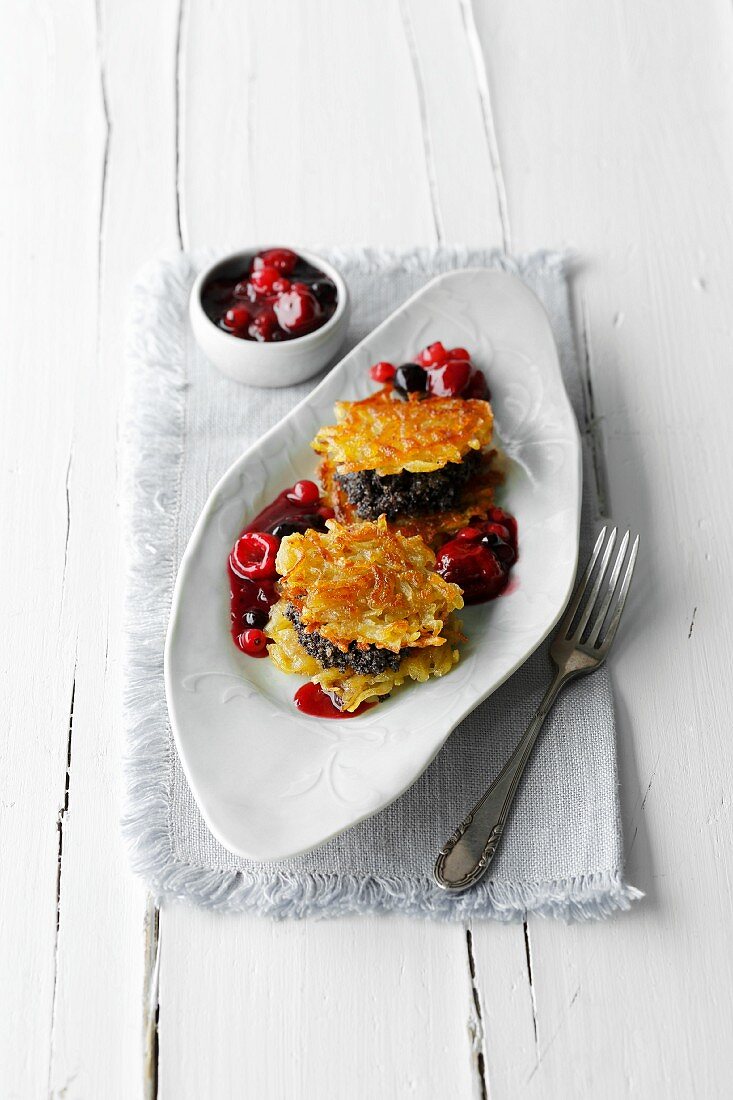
[434,671,566,892]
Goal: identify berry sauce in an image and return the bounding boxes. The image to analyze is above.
[294,682,376,719]
[435,507,518,604]
[202,248,338,343]
[228,481,333,649]
[242,479,330,538]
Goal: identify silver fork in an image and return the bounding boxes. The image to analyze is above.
[434,526,639,893]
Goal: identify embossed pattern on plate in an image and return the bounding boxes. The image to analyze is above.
[165,270,581,860]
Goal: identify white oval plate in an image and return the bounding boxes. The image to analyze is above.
[165,269,581,861]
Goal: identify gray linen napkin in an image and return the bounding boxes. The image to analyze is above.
[122,247,641,920]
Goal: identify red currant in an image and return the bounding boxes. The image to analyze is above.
[417,341,448,367]
[484,521,511,542]
[237,628,269,657]
[248,307,281,342]
[456,526,483,542]
[369,361,396,383]
[253,248,299,275]
[426,359,471,397]
[229,532,280,581]
[249,265,281,297]
[222,305,251,332]
[274,284,322,335]
[448,347,471,361]
[488,506,517,548]
[286,479,320,507]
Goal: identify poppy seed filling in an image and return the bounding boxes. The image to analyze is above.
[335,449,481,520]
[285,604,402,675]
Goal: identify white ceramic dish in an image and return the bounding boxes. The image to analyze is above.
[166,269,582,861]
[189,247,350,387]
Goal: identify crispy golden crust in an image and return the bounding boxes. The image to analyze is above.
[274,515,464,653]
[267,601,463,712]
[311,388,494,476]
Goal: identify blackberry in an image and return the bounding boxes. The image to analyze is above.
[241,608,269,630]
[310,277,337,306]
[394,364,427,396]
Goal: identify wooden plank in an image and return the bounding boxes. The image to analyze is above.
[181,0,435,248]
[469,1,733,1095]
[401,0,507,246]
[160,909,478,1100]
[0,3,104,1095]
[36,1,182,1097]
[180,0,506,249]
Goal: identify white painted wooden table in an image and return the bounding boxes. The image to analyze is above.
[3,2,733,1097]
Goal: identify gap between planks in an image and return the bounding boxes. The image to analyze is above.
[49,3,158,1090]
[457,0,511,253]
[94,0,111,296]
[578,291,611,517]
[397,0,445,244]
[465,927,488,1100]
[523,920,540,1064]
[47,669,76,1096]
[143,899,161,1100]
[47,0,111,1082]
[174,0,187,251]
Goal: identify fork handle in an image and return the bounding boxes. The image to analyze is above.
[433,673,565,892]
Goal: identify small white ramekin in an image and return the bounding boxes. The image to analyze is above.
[189,248,350,388]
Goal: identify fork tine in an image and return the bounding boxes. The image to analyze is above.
[571,527,618,641]
[558,526,607,636]
[587,530,630,646]
[596,534,639,654]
